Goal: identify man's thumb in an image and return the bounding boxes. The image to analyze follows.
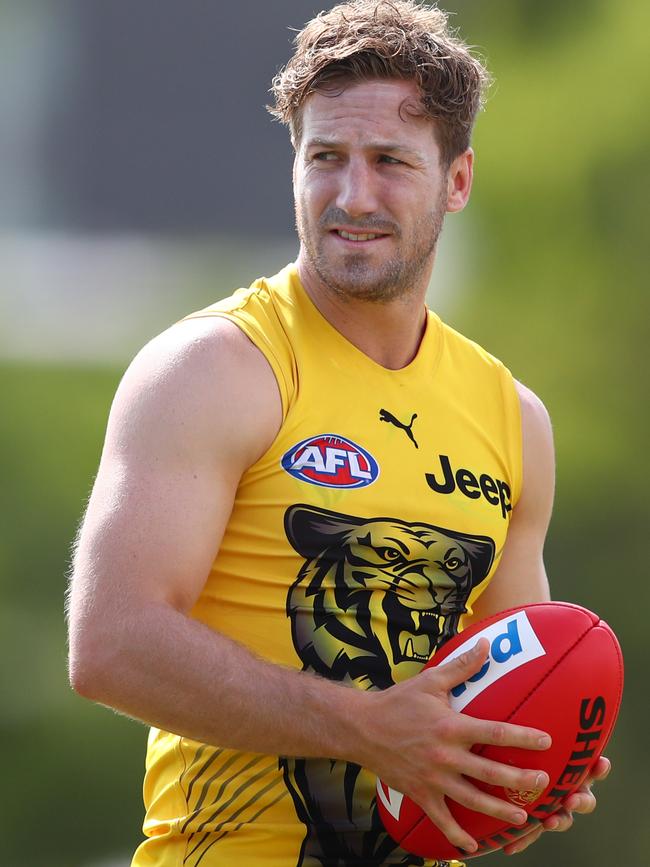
[430,637,490,692]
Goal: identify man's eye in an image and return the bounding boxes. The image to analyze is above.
[313,152,337,161]
[379,155,402,165]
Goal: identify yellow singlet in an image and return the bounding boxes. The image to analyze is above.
[132,263,522,867]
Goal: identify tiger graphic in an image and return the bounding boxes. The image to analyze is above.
[281,505,496,867]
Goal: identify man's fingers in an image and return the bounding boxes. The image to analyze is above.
[544,808,574,832]
[502,756,609,856]
[463,753,549,794]
[421,797,478,856]
[563,755,609,812]
[424,647,552,751]
[590,755,611,781]
[462,715,552,751]
[563,790,596,815]
[445,776,530,829]
[503,824,544,856]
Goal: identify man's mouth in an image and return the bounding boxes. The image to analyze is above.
[333,229,389,242]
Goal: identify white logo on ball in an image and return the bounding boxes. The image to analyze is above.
[376,780,404,820]
[442,611,546,711]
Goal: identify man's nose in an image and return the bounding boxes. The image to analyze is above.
[335,158,379,218]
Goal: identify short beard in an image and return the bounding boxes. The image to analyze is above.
[295,192,447,304]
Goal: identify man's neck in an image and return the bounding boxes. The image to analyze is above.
[296,257,430,371]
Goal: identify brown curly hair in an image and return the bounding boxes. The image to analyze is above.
[269,0,491,167]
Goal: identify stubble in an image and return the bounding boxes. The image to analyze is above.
[295,189,447,304]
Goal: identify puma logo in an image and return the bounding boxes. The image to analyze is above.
[379,408,419,448]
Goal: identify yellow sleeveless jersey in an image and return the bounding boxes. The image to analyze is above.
[132,263,522,867]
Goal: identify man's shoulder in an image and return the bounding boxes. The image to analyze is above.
[132,314,273,391]
[435,313,511,375]
[433,319,551,435]
[514,379,553,442]
[111,314,283,469]
[128,258,298,412]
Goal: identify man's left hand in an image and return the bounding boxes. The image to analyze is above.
[502,756,611,856]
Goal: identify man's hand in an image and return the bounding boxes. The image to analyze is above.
[502,756,611,856]
[360,639,552,856]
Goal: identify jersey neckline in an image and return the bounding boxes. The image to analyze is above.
[278,262,443,380]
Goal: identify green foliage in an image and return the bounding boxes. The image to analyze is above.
[0,364,146,866]
[449,0,649,647]
[440,3,648,858]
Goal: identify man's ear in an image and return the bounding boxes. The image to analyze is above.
[446,148,474,213]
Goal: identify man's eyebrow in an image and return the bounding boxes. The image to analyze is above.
[304,137,343,150]
[304,138,423,159]
[367,142,421,157]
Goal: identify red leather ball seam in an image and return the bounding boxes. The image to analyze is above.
[504,623,592,726]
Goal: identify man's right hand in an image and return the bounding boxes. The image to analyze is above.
[359,638,551,855]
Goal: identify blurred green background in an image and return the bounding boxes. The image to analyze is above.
[1,1,647,864]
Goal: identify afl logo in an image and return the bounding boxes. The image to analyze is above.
[281,434,380,489]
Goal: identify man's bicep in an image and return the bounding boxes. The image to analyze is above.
[466,381,555,622]
[468,516,551,623]
[76,447,230,615]
[70,318,281,618]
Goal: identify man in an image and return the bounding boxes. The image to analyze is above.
[67,2,608,865]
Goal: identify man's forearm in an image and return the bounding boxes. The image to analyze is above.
[70,600,372,762]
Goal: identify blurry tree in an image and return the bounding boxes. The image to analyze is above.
[448,3,649,859]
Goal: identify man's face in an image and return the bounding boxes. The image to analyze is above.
[294,78,454,303]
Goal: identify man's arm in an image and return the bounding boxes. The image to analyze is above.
[465,380,609,854]
[67,325,552,856]
[465,380,554,625]
[67,315,361,757]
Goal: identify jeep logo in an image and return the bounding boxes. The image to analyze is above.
[425,454,512,520]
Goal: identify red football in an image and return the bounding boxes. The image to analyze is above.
[376,602,623,860]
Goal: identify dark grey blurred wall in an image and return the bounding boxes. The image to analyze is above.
[51,1,325,235]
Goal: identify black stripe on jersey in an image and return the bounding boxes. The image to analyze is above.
[180,753,267,835]
[187,782,289,867]
[181,750,247,832]
[191,758,279,837]
[183,747,224,808]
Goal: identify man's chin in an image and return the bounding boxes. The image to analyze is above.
[315,262,411,303]
[320,274,392,302]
